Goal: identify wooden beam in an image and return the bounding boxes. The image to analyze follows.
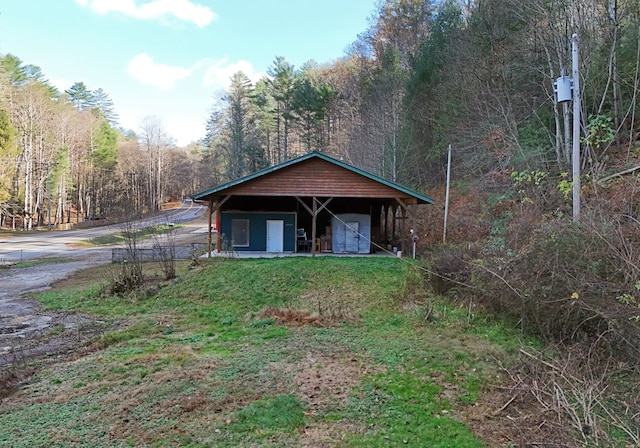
[383,205,389,243]
[217,195,231,208]
[296,196,333,217]
[215,208,221,253]
[314,197,333,214]
[295,196,313,216]
[399,205,408,256]
[395,197,409,211]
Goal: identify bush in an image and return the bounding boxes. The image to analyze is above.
[106,263,144,295]
[427,213,640,363]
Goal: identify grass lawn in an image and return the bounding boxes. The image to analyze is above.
[0,257,538,447]
[0,257,71,269]
[73,224,181,247]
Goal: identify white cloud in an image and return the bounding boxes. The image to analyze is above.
[49,76,72,93]
[119,106,205,146]
[127,53,193,89]
[167,115,206,146]
[120,55,264,145]
[202,58,263,90]
[76,0,216,27]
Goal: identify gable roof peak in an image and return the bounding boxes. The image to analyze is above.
[191,151,434,204]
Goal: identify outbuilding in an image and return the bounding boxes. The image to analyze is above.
[190,152,433,255]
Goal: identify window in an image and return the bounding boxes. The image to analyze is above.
[231,219,250,247]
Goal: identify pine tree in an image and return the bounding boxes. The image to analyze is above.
[65,81,94,111]
[92,87,119,127]
[267,57,297,162]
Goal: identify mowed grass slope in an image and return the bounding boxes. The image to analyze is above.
[0,257,531,447]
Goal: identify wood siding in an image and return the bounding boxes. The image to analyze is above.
[221,158,414,200]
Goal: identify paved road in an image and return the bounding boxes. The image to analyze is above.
[0,200,206,263]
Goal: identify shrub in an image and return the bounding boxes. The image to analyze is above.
[434,214,640,363]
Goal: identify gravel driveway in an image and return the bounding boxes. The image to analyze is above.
[0,204,207,376]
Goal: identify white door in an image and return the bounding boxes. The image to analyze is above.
[266,220,284,252]
[345,221,359,253]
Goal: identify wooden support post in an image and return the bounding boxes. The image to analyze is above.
[296,196,332,255]
[411,204,417,236]
[410,202,417,259]
[400,208,407,255]
[311,197,317,255]
[205,195,230,256]
[383,205,388,243]
[392,205,397,244]
[215,208,221,253]
[207,198,213,258]
[393,198,413,256]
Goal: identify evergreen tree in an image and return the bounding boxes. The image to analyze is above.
[0,54,27,86]
[93,120,118,170]
[291,74,337,153]
[252,78,277,164]
[0,108,17,205]
[267,56,297,162]
[209,72,269,180]
[225,72,253,179]
[65,81,94,111]
[92,87,119,126]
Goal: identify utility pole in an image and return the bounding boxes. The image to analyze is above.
[554,34,581,221]
[571,34,581,222]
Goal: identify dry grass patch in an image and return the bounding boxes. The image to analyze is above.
[260,306,323,327]
[270,350,384,447]
[274,351,379,411]
[298,420,362,448]
[91,358,222,445]
[461,371,574,447]
[50,264,109,290]
[296,289,359,322]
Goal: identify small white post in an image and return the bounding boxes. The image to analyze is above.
[443,144,452,243]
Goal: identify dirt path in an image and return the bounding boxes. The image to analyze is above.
[0,250,111,372]
[0,208,208,376]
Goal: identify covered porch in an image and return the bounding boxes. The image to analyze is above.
[191,152,434,257]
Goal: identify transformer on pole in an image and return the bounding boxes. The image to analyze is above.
[553,34,581,221]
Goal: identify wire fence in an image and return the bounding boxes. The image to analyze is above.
[0,250,24,266]
[0,243,211,267]
[111,243,209,263]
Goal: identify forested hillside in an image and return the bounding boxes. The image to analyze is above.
[2,0,640,442]
[0,62,204,229]
[2,0,639,227]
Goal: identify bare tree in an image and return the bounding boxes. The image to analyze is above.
[139,116,173,212]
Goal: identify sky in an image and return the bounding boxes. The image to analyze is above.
[0,0,377,146]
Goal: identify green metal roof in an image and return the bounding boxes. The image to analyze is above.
[190,151,434,204]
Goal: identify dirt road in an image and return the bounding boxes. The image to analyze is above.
[0,251,113,381]
[0,250,108,346]
[0,204,208,374]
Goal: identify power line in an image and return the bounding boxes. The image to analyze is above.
[319,199,476,289]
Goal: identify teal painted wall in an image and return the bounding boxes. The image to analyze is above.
[220,212,296,251]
